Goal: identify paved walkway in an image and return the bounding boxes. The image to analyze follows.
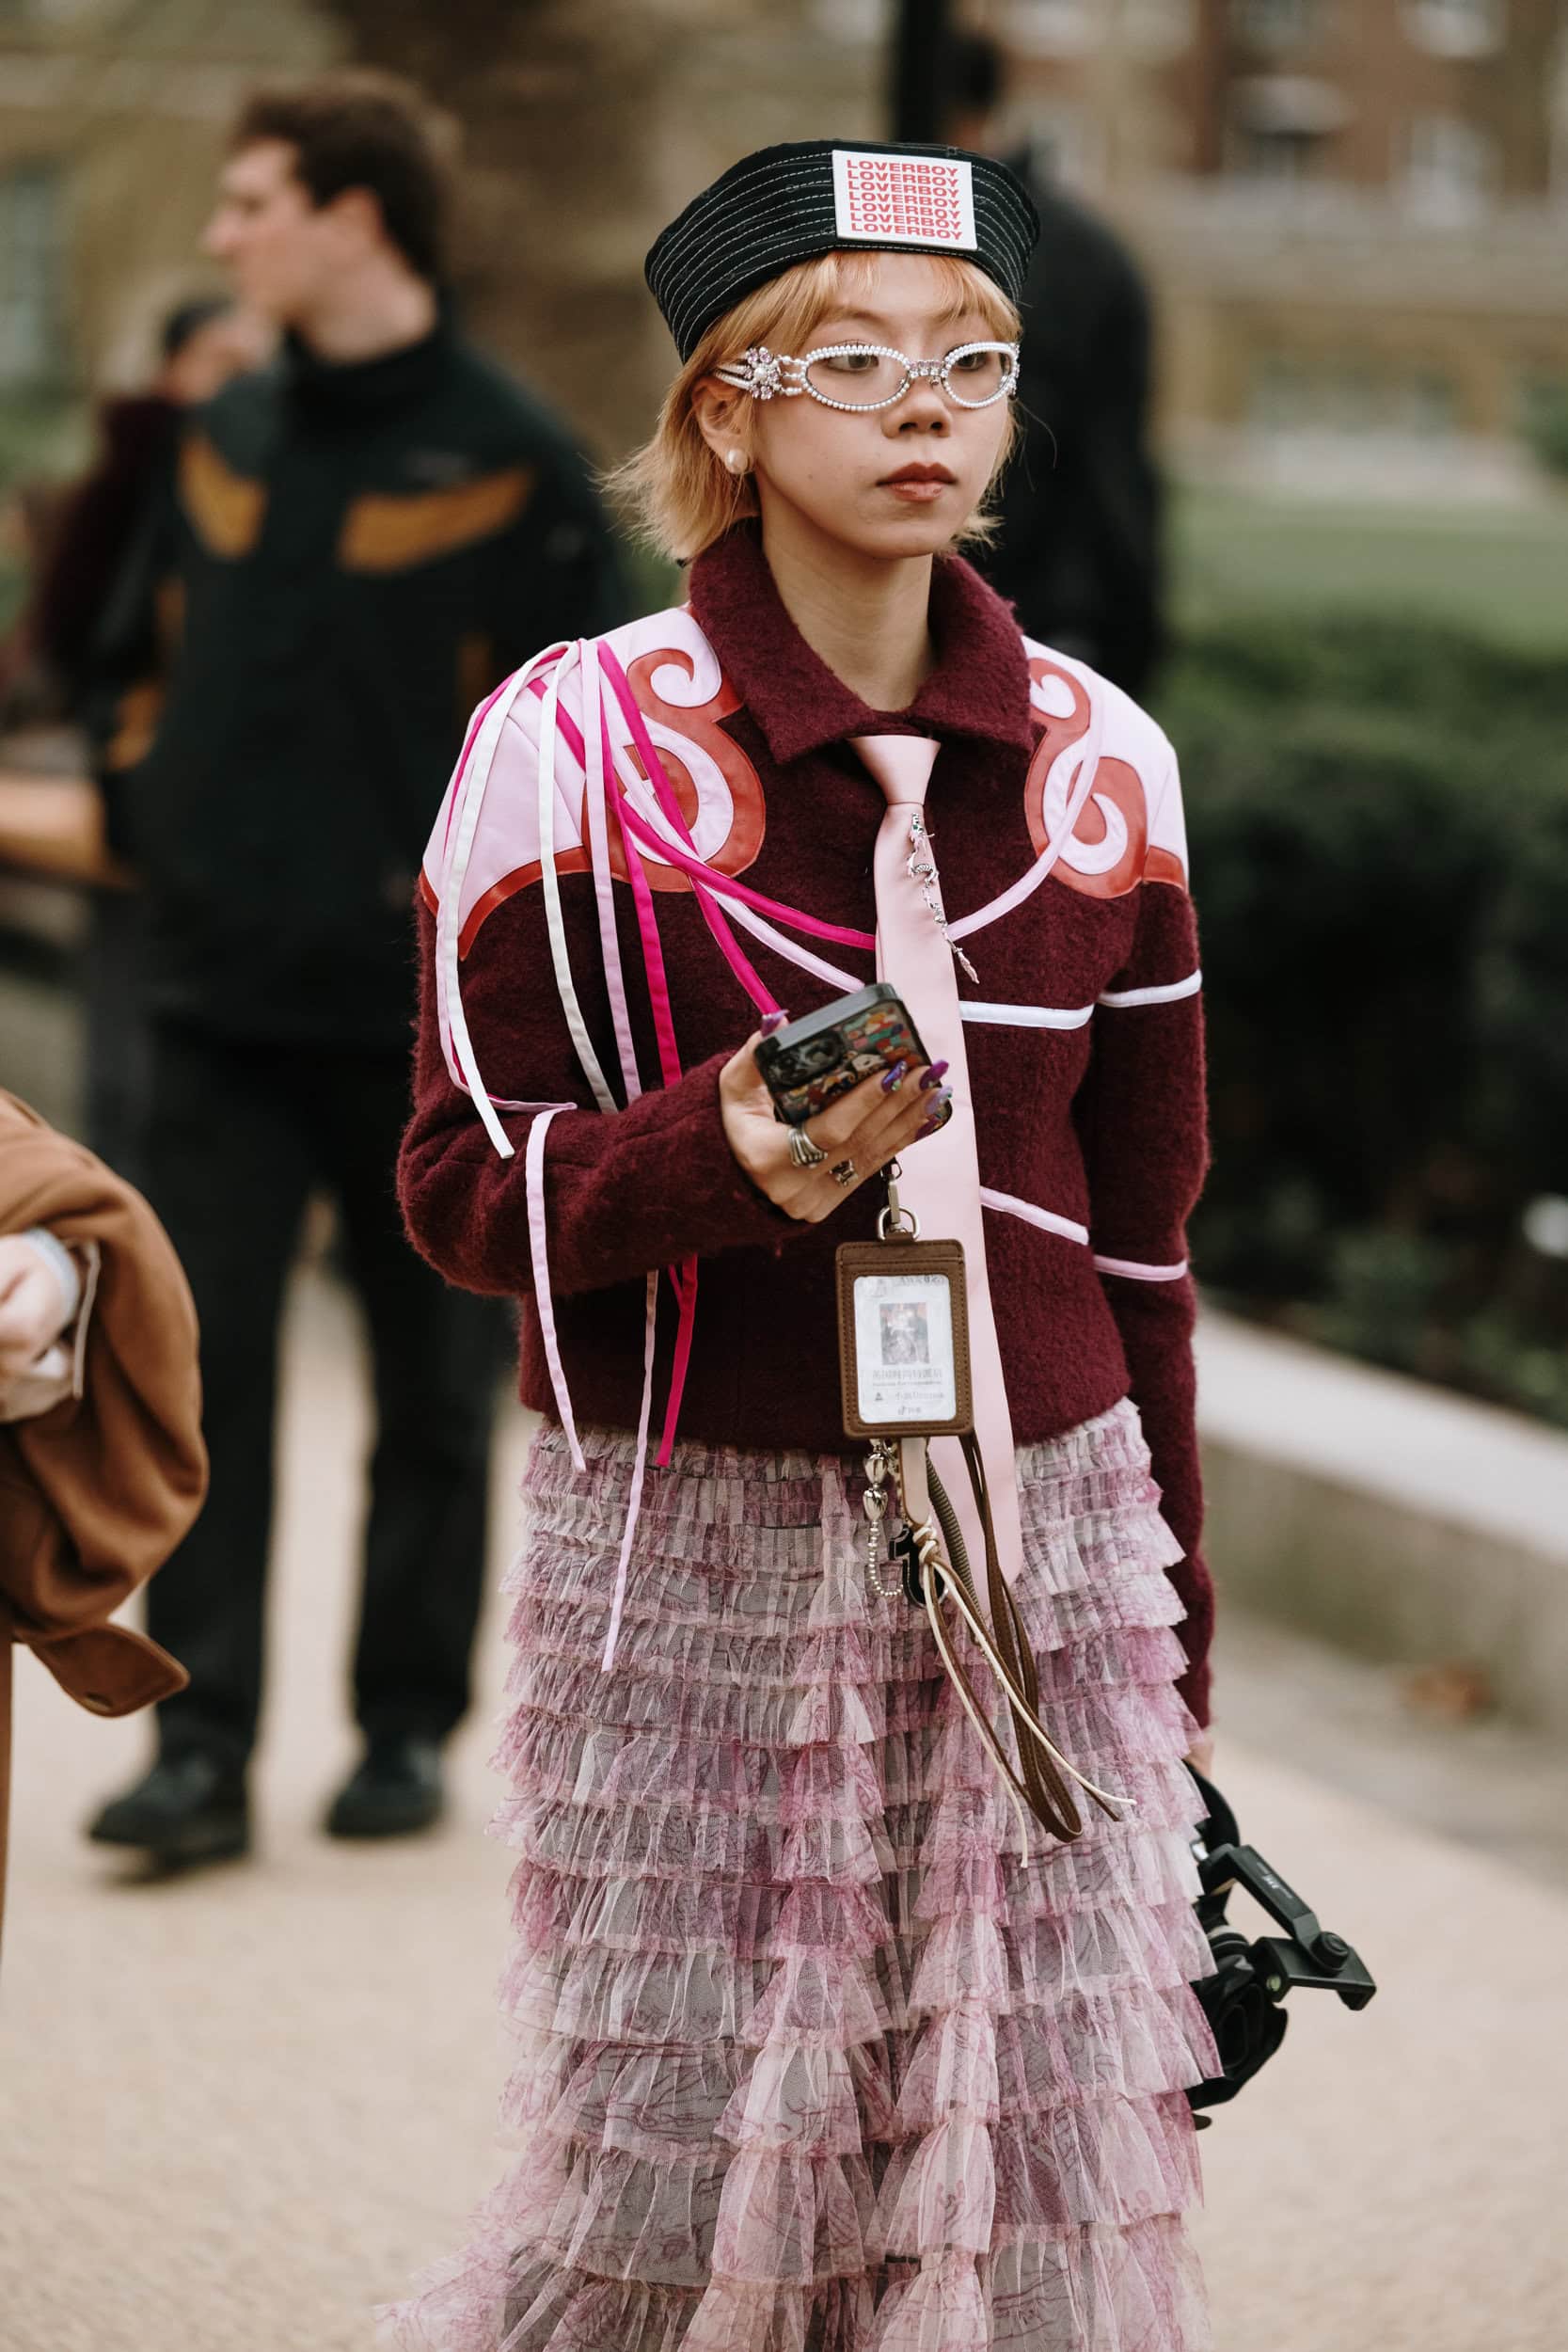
[4,1269,1565,2349]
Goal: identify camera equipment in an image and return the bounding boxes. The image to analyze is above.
[1182,1765,1376,2126]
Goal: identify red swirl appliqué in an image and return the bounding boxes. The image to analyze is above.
[621,645,767,895]
[446,640,768,952]
[1022,656,1182,899]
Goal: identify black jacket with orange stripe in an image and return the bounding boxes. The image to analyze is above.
[91,310,626,1048]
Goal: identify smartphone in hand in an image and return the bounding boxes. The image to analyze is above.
[753,982,951,1132]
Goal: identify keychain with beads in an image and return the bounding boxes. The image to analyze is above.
[862,1439,906,1604]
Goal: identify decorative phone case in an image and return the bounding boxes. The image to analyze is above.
[758,997,950,1128]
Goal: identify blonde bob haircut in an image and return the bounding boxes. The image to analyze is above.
[609,249,1022,565]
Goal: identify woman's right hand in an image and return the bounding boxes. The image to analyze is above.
[0,1232,73,1377]
[720,1036,951,1224]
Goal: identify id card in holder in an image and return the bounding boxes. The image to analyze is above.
[836,1238,974,1440]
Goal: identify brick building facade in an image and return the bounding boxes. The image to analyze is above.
[989,0,1568,459]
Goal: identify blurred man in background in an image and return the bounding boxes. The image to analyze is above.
[31,297,273,715]
[948,31,1166,698]
[87,70,626,1867]
[26,294,272,1186]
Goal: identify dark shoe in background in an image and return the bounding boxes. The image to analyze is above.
[87,1753,250,1866]
[324,1736,446,1839]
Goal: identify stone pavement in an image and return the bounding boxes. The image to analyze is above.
[4,1266,1565,2351]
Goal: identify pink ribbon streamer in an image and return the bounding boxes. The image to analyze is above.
[602,1271,660,1674]
[596,644,779,1015]
[580,646,642,1104]
[523,1104,586,1472]
[590,686,702,1470]
[526,662,874,956]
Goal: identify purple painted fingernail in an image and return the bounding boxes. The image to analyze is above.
[760,1009,789,1035]
[918,1059,950,1091]
[880,1059,909,1093]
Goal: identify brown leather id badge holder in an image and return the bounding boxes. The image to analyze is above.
[835,1235,973,1441]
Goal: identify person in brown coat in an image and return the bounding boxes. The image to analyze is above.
[0,1092,206,1943]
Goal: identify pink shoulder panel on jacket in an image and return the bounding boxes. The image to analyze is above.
[420,607,767,958]
[1020,636,1187,899]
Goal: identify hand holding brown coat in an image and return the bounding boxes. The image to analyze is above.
[0,1093,206,1944]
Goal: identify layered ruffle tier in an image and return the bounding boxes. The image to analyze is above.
[383,1398,1221,2351]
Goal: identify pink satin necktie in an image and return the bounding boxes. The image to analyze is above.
[852,734,1027,1617]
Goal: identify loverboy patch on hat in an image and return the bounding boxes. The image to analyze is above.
[831,150,977,249]
[645,138,1038,361]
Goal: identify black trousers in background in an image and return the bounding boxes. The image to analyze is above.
[83,889,153,1192]
[143,1022,506,1771]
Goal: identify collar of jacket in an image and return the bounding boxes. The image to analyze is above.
[686,518,1037,768]
[282,296,454,418]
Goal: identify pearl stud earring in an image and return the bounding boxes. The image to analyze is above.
[725,448,749,476]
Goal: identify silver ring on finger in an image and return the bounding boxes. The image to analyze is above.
[787,1122,828,1168]
[830,1158,857,1188]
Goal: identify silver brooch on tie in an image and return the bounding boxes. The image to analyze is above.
[908,812,978,982]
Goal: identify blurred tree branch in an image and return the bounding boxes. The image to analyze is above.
[310,2,549,99]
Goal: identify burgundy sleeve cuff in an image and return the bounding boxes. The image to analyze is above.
[1097,1269,1214,1735]
[401,1041,804,1303]
[540,1047,800,1291]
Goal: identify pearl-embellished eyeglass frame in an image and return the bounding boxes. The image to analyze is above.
[713,340,1022,414]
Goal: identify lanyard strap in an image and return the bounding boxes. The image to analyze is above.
[896,1433,1135,1861]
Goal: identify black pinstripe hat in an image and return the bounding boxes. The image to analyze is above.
[645,139,1039,361]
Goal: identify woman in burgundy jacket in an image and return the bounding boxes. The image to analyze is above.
[388,142,1221,2352]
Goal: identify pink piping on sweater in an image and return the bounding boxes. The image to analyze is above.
[1093,1252,1189,1282]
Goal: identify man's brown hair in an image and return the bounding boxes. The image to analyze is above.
[230,71,453,284]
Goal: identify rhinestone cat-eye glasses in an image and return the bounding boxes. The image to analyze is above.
[714,340,1021,414]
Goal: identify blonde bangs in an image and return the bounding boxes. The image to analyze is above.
[606,251,1022,565]
[719,248,1020,369]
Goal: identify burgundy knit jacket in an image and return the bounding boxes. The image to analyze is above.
[398,522,1215,1725]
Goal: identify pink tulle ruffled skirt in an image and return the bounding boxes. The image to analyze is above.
[382,1396,1221,2351]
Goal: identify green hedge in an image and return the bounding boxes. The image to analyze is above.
[1156,616,1568,1424]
